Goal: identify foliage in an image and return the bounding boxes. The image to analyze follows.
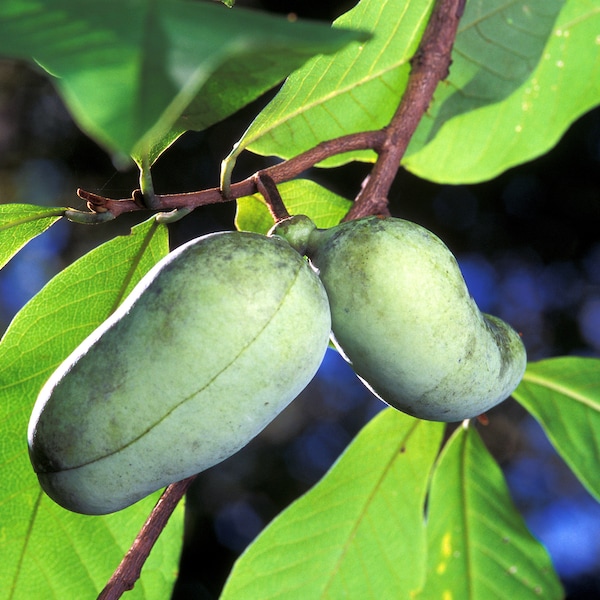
[514,357,600,502]
[227,0,598,182]
[0,0,598,598]
[221,410,445,599]
[0,0,364,168]
[0,217,177,598]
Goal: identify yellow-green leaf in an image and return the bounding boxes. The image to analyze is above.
[0,204,65,270]
[221,409,444,599]
[415,425,563,599]
[0,217,178,599]
[514,356,600,501]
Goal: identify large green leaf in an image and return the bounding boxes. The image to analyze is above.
[221,409,444,599]
[0,217,177,599]
[415,425,563,599]
[223,0,434,176]
[405,0,600,182]
[225,0,597,185]
[235,179,352,234]
[513,357,600,501]
[0,0,364,162]
[0,204,65,270]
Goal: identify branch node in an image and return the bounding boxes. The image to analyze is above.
[132,189,147,209]
[77,188,110,213]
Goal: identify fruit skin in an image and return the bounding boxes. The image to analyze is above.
[272,215,526,422]
[28,231,331,515]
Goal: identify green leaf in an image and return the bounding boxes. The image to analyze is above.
[221,409,444,600]
[0,203,65,270]
[513,357,600,501]
[415,425,563,599]
[227,0,597,185]
[235,179,352,234]
[8,497,185,600]
[405,0,600,182]
[223,0,434,172]
[0,1,365,163]
[0,217,176,599]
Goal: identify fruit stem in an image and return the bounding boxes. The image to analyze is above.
[254,172,290,222]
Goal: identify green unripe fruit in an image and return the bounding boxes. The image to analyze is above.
[271,215,526,422]
[28,231,331,515]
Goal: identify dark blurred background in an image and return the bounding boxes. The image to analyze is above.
[0,1,599,598]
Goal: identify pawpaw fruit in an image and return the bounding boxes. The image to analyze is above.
[271,215,526,422]
[28,231,331,514]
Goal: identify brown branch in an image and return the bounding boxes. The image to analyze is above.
[76,130,385,220]
[344,0,466,220]
[97,476,197,600]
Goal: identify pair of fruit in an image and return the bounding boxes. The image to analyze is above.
[28,215,526,515]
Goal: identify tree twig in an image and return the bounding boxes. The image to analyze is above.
[97,476,197,600]
[76,130,385,220]
[344,0,466,220]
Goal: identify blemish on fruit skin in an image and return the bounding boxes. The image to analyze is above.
[442,591,453,600]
